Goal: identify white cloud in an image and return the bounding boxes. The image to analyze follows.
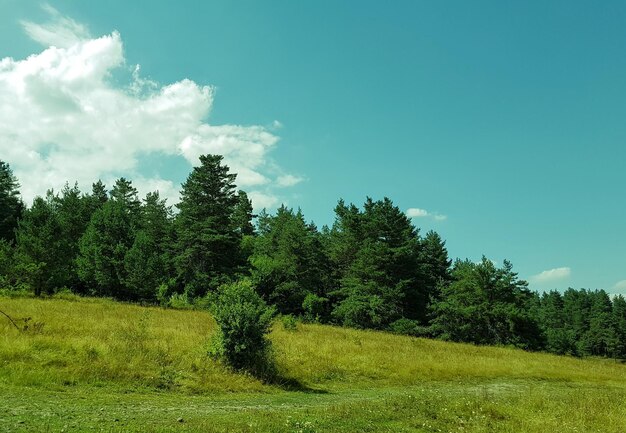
[276,174,304,187]
[248,191,280,210]
[1,7,298,210]
[530,267,571,284]
[406,207,447,221]
[21,4,90,48]
[612,280,626,292]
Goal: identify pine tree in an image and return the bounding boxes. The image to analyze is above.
[124,192,174,301]
[175,154,240,297]
[77,179,141,299]
[85,180,108,214]
[0,161,23,243]
[14,193,62,295]
[538,291,576,355]
[430,258,543,349]
[330,197,423,329]
[54,183,93,292]
[612,295,626,358]
[250,206,330,316]
[233,190,255,236]
[579,290,618,356]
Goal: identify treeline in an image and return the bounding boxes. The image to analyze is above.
[0,157,625,359]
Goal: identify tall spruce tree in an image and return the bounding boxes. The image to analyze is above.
[124,192,174,301]
[233,190,255,236]
[0,161,23,243]
[77,178,140,299]
[55,183,93,292]
[14,192,61,295]
[175,154,240,297]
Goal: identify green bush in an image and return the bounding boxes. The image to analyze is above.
[302,293,329,322]
[388,318,432,337]
[281,314,298,331]
[209,280,276,378]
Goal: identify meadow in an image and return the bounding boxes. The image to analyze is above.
[1,293,626,432]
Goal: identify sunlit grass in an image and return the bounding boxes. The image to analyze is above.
[2,295,626,432]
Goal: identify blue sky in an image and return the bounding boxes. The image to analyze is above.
[1,1,625,292]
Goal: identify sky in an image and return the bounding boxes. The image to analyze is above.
[0,1,625,293]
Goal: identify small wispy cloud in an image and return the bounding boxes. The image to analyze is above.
[530,267,571,284]
[276,174,304,187]
[612,280,626,293]
[21,4,90,48]
[406,208,447,221]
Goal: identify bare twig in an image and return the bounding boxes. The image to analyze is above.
[0,308,20,330]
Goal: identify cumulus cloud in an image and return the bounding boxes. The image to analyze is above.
[1,7,299,209]
[530,267,571,284]
[406,208,447,221]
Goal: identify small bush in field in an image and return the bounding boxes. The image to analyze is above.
[209,280,276,378]
[281,314,298,331]
[302,293,329,322]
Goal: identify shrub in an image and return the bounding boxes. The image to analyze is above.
[209,280,276,378]
[388,318,432,337]
[302,293,329,322]
[281,314,298,331]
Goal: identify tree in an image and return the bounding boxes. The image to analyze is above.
[430,258,544,350]
[330,197,423,329]
[233,190,255,236]
[250,206,331,316]
[579,290,618,357]
[0,161,23,243]
[209,279,276,378]
[175,155,241,297]
[85,180,108,214]
[54,183,93,292]
[612,295,626,358]
[110,177,141,214]
[14,193,62,295]
[77,178,140,299]
[538,291,576,355]
[124,192,174,301]
[418,230,452,307]
[562,288,593,345]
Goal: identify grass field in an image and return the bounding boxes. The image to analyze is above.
[1,294,626,432]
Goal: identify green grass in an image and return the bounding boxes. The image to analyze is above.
[1,295,626,432]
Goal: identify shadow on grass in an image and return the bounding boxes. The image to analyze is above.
[269,375,329,394]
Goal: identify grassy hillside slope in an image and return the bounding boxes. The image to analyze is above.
[1,295,626,432]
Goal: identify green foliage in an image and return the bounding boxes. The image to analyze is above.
[6,154,626,363]
[209,280,276,378]
[77,195,137,299]
[388,318,431,337]
[280,314,298,331]
[330,197,426,328]
[0,160,23,243]
[302,293,329,322]
[124,192,174,302]
[175,155,241,297]
[430,258,544,350]
[14,193,62,296]
[233,190,255,236]
[250,206,331,316]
